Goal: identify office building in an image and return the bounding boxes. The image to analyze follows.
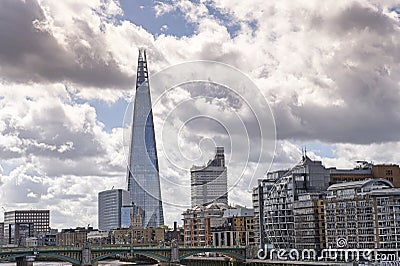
[4,210,50,245]
[127,49,164,228]
[98,189,130,231]
[191,147,228,207]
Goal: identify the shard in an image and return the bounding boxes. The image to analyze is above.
[127,49,164,228]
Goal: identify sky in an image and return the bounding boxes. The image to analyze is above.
[1,0,400,229]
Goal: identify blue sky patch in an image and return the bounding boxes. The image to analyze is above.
[118,0,197,37]
[88,98,129,132]
[302,141,336,158]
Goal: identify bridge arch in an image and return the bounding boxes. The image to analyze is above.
[91,251,120,263]
[91,250,170,264]
[0,253,32,262]
[36,253,81,266]
[134,251,170,262]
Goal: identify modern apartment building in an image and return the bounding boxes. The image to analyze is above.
[262,155,330,249]
[4,210,50,245]
[98,189,130,231]
[293,193,325,251]
[325,178,400,253]
[253,155,400,259]
[191,147,228,207]
[252,171,286,248]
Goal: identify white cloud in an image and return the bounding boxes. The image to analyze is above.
[1,0,400,228]
[154,2,175,17]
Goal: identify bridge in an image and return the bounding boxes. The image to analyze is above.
[0,244,247,266]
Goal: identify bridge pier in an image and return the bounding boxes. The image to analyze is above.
[81,242,92,266]
[170,239,180,263]
[16,257,33,266]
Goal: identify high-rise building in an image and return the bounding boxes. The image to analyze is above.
[256,155,330,249]
[191,147,228,207]
[4,210,50,245]
[98,189,130,231]
[127,49,164,228]
[252,171,286,248]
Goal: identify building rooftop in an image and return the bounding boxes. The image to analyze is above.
[223,207,254,218]
[327,178,393,191]
[191,147,225,171]
[184,201,231,213]
[329,168,372,175]
[368,188,400,196]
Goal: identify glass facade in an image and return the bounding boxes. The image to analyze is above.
[127,49,164,228]
[98,189,130,231]
[120,206,132,228]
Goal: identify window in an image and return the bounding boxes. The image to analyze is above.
[386,170,393,176]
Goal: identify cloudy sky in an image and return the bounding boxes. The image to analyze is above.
[1,0,400,229]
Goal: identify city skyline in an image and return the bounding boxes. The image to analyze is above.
[0,0,400,229]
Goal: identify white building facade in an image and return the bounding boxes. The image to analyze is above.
[191,147,228,207]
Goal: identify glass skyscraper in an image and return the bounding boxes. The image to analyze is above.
[127,49,164,228]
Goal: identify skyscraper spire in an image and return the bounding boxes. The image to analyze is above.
[136,49,148,89]
[127,49,164,228]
